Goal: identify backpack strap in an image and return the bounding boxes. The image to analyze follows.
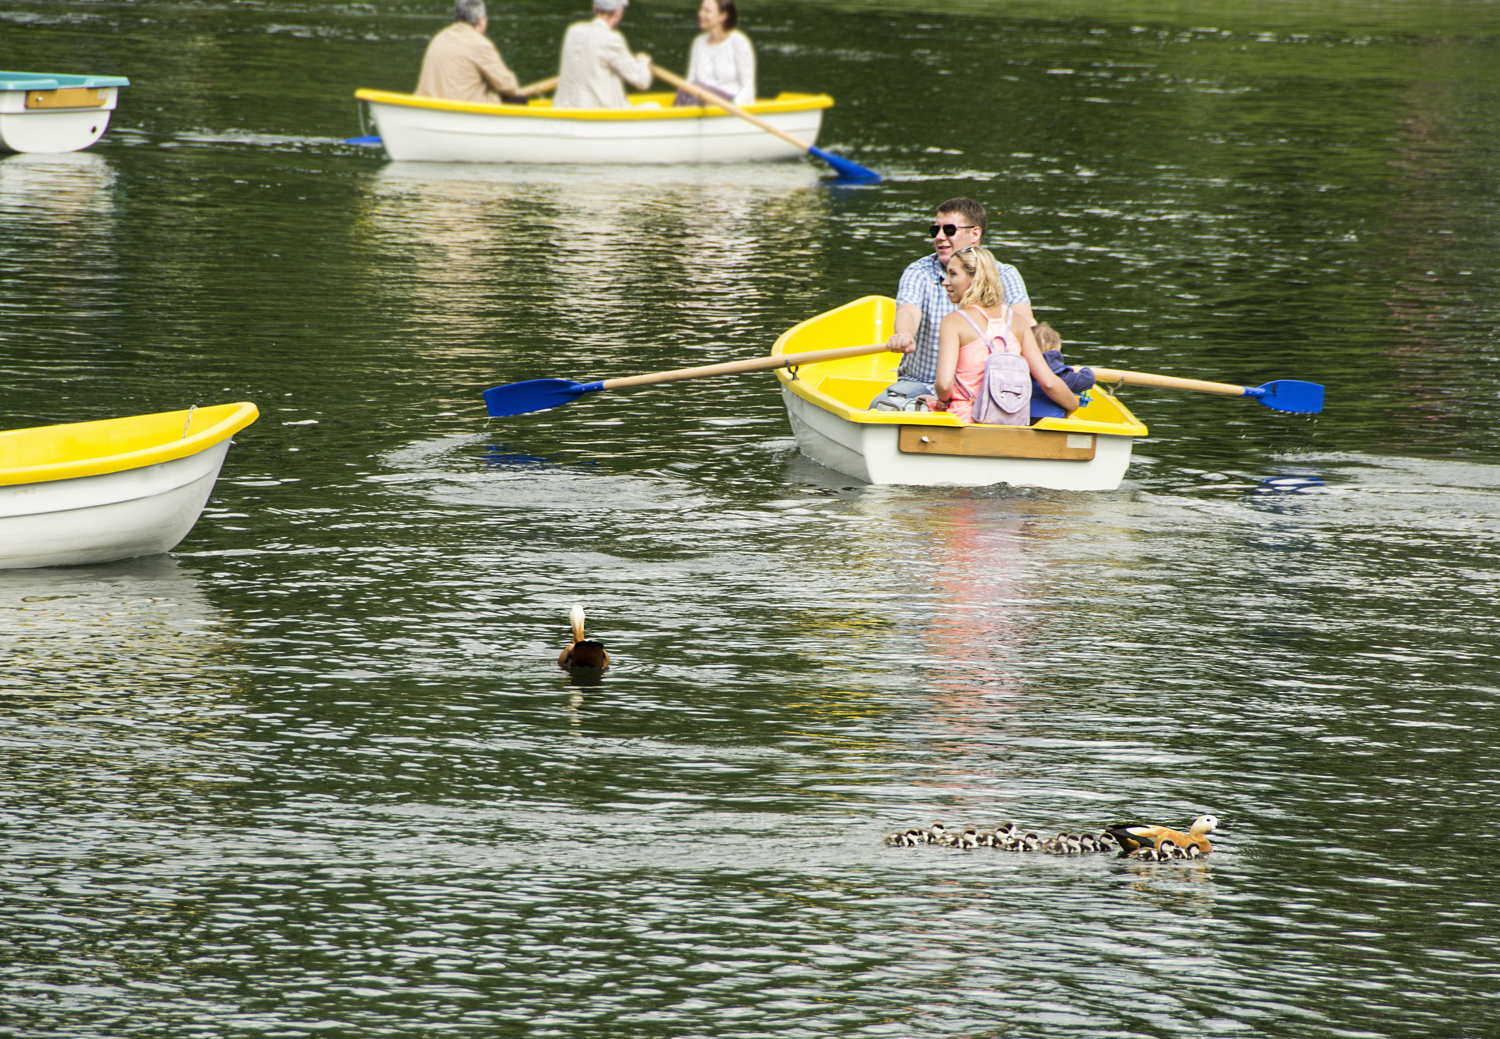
[949,308,995,402]
[955,307,996,351]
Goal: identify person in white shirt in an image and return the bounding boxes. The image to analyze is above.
[553,0,653,110]
[677,0,755,107]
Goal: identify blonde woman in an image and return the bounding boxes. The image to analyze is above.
[932,246,1078,423]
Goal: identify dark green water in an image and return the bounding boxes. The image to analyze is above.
[3,2,1499,1036]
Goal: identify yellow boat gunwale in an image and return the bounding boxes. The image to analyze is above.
[0,402,260,487]
[772,296,1148,439]
[353,88,833,122]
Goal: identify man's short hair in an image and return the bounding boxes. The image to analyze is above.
[454,0,485,25]
[936,197,986,235]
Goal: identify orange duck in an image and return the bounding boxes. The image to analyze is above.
[1105,814,1218,857]
[557,604,610,671]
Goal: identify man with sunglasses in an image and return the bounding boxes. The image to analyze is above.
[885,198,1034,394]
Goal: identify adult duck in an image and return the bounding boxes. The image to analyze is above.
[1105,815,1218,857]
[557,604,610,671]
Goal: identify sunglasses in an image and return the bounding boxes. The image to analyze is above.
[929,223,977,238]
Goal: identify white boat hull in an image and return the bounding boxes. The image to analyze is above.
[0,87,120,154]
[363,94,825,165]
[0,441,231,569]
[782,385,1135,490]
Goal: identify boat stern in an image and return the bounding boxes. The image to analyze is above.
[0,71,129,154]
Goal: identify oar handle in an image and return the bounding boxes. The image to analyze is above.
[600,343,893,391]
[519,75,560,97]
[649,64,810,153]
[1090,367,1251,398]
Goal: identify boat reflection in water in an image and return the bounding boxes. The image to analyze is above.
[0,150,116,219]
[355,161,830,366]
[0,555,236,699]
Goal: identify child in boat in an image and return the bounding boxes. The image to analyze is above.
[1031,321,1096,394]
[930,246,1078,424]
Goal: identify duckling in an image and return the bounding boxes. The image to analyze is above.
[1132,845,1163,862]
[1182,843,1202,859]
[557,604,610,671]
[927,821,948,844]
[1079,834,1100,854]
[958,827,980,850]
[1105,815,1218,857]
[1020,832,1042,852]
[1041,832,1073,855]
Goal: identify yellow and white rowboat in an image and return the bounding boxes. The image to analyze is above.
[773,298,1148,490]
[354,89,832,164]
[0,402,258,569]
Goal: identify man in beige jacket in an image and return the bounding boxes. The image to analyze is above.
[415,0,524,105]
[554,0,653,109]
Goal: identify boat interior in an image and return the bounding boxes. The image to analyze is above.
[773,296,1148,437]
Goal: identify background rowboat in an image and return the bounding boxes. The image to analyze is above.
[354,89,831,164]
[0,71,129,154]
[773,297,1148,490]
[0,402,258,569]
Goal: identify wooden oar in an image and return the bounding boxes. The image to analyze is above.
[1091,367,1324,414]
[484,342,893,417]
[649,64,881,184]
[517,75,559,98]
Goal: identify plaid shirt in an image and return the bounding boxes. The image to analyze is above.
[895,253,1030,383]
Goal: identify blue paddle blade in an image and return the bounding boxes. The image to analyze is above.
[343,135,383,146]
[1248,380,1324,414]
[807,145,881,184]
[484,379,601,417]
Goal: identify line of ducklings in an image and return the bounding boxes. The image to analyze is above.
[886,815,1217,861]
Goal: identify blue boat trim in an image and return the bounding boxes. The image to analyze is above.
[0,70,131,92]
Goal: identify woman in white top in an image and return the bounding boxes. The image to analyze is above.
[677,0,755,107]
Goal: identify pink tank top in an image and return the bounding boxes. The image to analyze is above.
[947,305,1018,424]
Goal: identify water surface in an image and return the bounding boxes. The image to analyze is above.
[3,2,1499,1035]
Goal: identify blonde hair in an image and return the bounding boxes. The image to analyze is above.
[950,245,1006,308]
[1032,322,1061,352]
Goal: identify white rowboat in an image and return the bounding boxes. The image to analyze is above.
[773,298,1148,490]
[0,71,129,154]
[354,89,831,165]
[0,403,259,569]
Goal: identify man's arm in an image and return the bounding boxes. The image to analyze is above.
[473,37,522,96]
[1010,301,1037,346]
[603,34,653,91]
[998,264,1035,345]
[888,302,921,354]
